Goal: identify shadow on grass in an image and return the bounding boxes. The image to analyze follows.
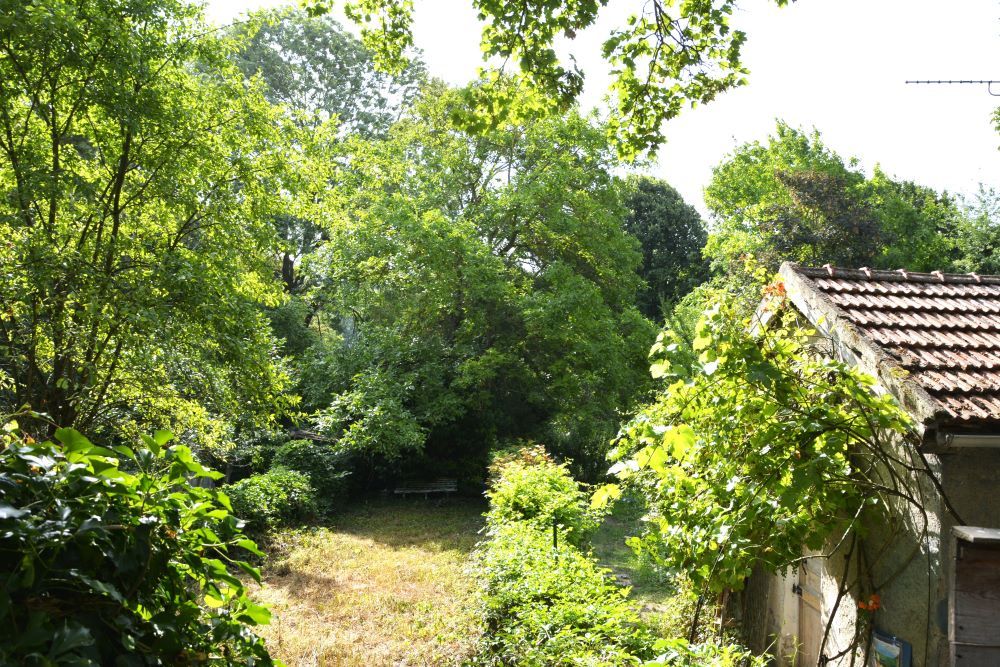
[323,496,488,554]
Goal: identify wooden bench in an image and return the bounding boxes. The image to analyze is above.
[393,478,458,499]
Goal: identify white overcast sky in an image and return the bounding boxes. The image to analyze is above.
[205,0,1000,215]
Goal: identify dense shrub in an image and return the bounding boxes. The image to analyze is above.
[0,424,274,664]
[486,445,600,545]
[272,439,350,507]
[227,467,317,533]
[473,521,657,665]
[473,445,765,666]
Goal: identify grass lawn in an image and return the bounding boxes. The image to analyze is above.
[247,498,486,666]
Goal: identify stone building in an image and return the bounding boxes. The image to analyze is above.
[755,263,1000,667]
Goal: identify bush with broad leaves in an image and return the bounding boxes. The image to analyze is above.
[0,421,274,665]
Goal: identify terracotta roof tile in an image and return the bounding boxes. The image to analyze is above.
[792,265,1000,427]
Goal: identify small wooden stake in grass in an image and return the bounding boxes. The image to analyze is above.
[553,517,558,555]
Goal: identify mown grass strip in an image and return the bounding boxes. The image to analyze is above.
[247,499,485,666]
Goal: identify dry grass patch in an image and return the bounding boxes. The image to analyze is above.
[248,498,485,666]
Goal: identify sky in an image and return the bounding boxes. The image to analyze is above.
[205,0,1000,215]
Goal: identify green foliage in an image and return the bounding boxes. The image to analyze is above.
[649,639,766,666]
[302,83,655,470]
[233,7,425,137]
[486,446,601,546]
[704,122,963,281]
[623,177,709,319]
[227,468,317,534]
[341,0,415,75]
[473,447,760,665]
[705,122,877,274]
[272,439,350,507]
[305,0,794,157]
[0,422,273,664]
[0,0,298,450]
[602,292,913,592]
[472,521,657,666]
[954,186,1000,274]
[864,167,963,271]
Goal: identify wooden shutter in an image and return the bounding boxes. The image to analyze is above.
[950,526,1000,666]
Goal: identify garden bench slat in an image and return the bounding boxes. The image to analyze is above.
[393,478,458,495]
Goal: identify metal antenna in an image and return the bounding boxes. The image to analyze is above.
[905,79,1000,96]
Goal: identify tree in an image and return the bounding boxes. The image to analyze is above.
[232,7,425,137]
[0,0,297,449]
[952,186,1000,274]
[306,0,796,158]
[623,176,708,319]
[300,82,656,478]
[232,8,428,361]
[864,167,962,271]
[703,122,962,281]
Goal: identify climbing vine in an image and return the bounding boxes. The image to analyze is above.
[597,286,954,661]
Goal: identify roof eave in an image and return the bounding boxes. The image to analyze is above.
[777,262,950,437]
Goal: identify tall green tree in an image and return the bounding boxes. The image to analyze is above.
[232,8,427,360]
[952,186,1000,274]
[704,122,962,280]
[623,176,708,319]
[232,7,425,137]
[0,0,297,449]
[301,83,655,478]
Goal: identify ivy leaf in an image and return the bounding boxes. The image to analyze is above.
[663,425,695,459]
[48,622,94,657]
[203,594,225,608]
[650,361,670,379]
[236,539,265,558]
[239,602,272,626]
[152,430,174,447]
[635,446,668,474]
[591,484,621,509]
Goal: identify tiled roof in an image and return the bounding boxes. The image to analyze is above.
[783,264,1000,428]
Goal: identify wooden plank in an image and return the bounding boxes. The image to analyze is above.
[954,545,1000,645]
[953,526,1000,545]
[797,559,822,667]
[953,644,1000,667]
[951,532,1000,661]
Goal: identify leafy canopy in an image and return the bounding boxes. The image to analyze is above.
[953,186,1000,275]
[0,0,298,448]
[704,121,963,280]
[233,6,425,137]
[623,176,709,319]
[299,82,654,474]
[305,0,795,158]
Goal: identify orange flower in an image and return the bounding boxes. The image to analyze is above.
[858,594,881,612]
[764,281,787,298]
